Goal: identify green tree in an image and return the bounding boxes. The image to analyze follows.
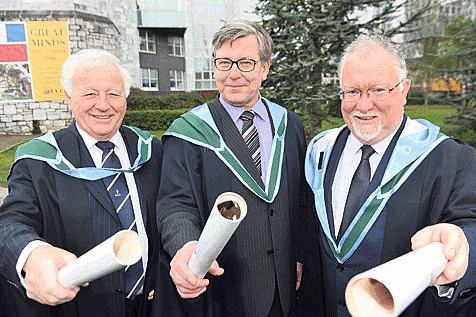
[407,37,440,106]
[436,16,476,144]
[256,0,431,139]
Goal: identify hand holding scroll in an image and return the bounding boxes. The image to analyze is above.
[170,242,224,299]
[411,223,469,285]
[23,245,82,306]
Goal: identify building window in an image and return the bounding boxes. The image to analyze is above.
[141,68,158,90]
[195,71,216,90]
[170,70,185,90]
[168,36,185,57]
[139,29,156,53]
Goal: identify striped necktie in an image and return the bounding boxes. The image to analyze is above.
[96,141,145,299]
[240,110,262,174]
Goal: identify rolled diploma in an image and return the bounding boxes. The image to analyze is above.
[345,242,447,317]
[189,192,247,278]
[58,230,143,289]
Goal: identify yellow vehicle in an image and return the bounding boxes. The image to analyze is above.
[432,77,461,94]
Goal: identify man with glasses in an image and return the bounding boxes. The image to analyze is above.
[153,20,309,317]
[304,34,476,316]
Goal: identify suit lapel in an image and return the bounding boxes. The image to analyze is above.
[121,126,148,225]
[209,98,265,189]
[65,124,118,220]
[324,128,350,239]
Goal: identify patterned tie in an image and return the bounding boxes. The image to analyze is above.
[240,110,262,174]
[96,141,144,299]
[337,145,375,242]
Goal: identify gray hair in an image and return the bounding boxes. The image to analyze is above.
[61,49,131,97]
[212,19,274,64]
[338,34,407,85]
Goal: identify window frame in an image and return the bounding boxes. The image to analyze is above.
[169,69,186,91]
[139,29,156,54]
[141,67,159,91]
[168,36,185,57]
[194,70,216,90]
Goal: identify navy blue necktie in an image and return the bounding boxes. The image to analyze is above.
[337,145,375,242]
[96,141,144,299]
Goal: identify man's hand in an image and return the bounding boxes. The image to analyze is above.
[22,245,81,306]
[411,223,469,285]
[296,263,303,291]
[169,243,224,298]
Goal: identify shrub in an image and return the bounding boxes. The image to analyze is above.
[123,109,187,131]
[127,96,168,111]
[160,92,207,110]
[126,92,208,111]
[128,87,154,97]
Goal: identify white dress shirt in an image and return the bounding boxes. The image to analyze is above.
[331,122,401,236]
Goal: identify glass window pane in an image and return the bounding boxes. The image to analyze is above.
[151,80,157,88]
[195,72,202,80]
[203,72,210,80]
[195,81,202,89]
[203,81,210,89]
[150,69,158,78]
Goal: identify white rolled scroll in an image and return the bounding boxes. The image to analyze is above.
[58,230,143,289]
[189,192,247,278]
[345,242,447,317]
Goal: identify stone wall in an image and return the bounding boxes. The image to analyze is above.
[0,9,124,134]
[0,100,71,134]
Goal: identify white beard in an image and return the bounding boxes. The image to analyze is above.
[350,114,382,142]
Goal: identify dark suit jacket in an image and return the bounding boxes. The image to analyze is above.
[304,128,476,317]
[0,123,163,317]
[153,99,310,317]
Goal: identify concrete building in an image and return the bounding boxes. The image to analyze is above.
[0,0,139,134]
[0,0,259,134]
[403,0,476,93]
[404,0,476,61]
[137,0,258,94]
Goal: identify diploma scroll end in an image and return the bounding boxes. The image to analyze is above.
[346,277,395,317]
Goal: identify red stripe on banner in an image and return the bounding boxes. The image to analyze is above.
[0,44,28,62]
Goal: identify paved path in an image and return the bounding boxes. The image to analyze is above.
[0,134,33,152]
[0,186,7,205]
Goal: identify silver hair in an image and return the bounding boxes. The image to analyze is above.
[338,34,408,85]
[61,49,131,97]
[212,19,274,64]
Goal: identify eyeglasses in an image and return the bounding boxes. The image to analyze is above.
[213,58,260,72]
[339,80,403,102]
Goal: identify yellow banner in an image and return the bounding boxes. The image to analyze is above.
[26,21,70,101]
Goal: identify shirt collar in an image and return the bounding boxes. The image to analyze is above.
[219,95,269,124]
[75,122,123,151]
